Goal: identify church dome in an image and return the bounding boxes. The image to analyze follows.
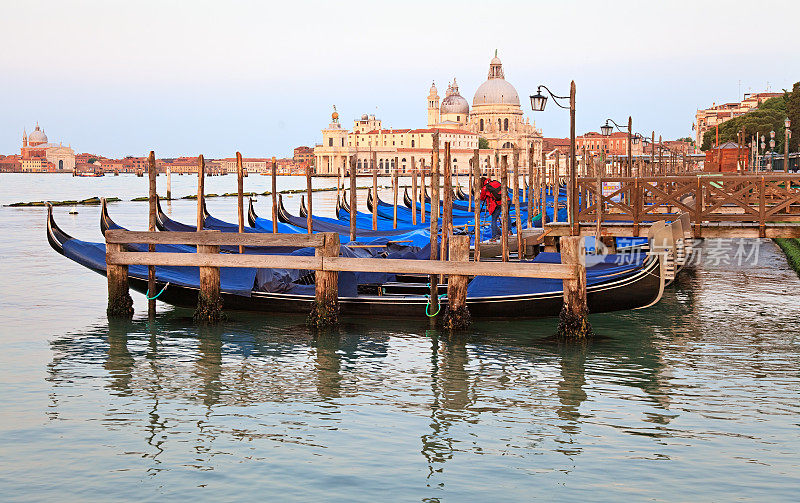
[472,54,520,107]
[29,124,47,144]
[440,78,469,114]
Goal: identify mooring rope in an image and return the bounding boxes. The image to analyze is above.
[145,282,170,300]
[424,293,447,317]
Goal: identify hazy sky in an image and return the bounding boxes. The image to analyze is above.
[2,0,798,158]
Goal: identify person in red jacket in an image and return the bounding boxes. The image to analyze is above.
[479,176,509,241]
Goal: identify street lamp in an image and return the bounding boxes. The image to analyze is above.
[600,117,635,176]
[530,82,578,235]
[785,118,791,172]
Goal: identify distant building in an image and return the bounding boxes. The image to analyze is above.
[314,53,542,176]
[695,92,783,146]
[0,155,21,172]
[293,146,314,167]
[20,123,75,173]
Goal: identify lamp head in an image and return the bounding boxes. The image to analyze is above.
[530,88,547,112]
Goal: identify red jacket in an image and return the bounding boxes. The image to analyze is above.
[479,180,502,213]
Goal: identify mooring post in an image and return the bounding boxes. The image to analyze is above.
[393,156,399,229]
[271,157,278,234]
[500,153,509,262]
[106,240,134,319]
[197,155,205,231]
[429,132,441,323]
[349,155,357,242]
[308,232,340,328]
[541,149,547,227]
[473,148,482,262]
[443,234,471,330]
[420,159,426,224]
[441,141,452,262]
[411,156,417,225]
[372,151,378,231]
[527,145,534,227]
[512,148,522,259]
[166,167,172,200]
[557,236,592,338]
[306,163,313,235]
[147,151,157,319]
[236,152,245,253]
[195,240,222,324]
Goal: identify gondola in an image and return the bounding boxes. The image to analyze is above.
[47,204,665,318]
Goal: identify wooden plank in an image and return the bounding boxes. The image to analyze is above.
[105,229,325,247]
[107,251,323,269]
[324,256,576,279]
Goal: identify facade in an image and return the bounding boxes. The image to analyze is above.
[695,92,783,146]
[314,53,543,176]
[20,123,76,173]
[293,146,314,167]
[575,132,645,157]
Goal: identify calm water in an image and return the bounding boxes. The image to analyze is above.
[1,174,798,501]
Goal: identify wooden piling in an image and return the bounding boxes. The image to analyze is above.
[271,157,278,233]
[236,152,245,253]
[349,155,357,242]
[467,158,473,212]
[306,163,313,235]
[194,242,222,324]
[393,156,399,229]
[166,167,172,200]
[500,154,509,262]
[512,148,522,259]
[527,145,534,227]
[147,151,157,319]
[441,142,453,262]
[429,132,441,321]
[308,233,340,328]
[372,151,378,231]
[541,149,547,227]
[197,155,205,231]
[472,148,481,262]
[411,156,417,225]
[443,234,471,330]
[420,160,426,224]
[106,241,134,319]
[557,236,592,338]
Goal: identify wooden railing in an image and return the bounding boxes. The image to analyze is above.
[575,174,800,235]
[104,230,585,330]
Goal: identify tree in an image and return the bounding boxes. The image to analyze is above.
[478,137,489,149]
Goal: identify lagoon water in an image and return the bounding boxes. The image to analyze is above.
[1,173,799,501]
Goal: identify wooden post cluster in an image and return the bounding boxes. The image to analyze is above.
[556,236,592,338]
[308,233,340,328]
[443,234,471,330]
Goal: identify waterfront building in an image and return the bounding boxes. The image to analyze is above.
[314,53,543,176]
[293,146,314,168]
[695,92,782,146]
[20,123,75,173]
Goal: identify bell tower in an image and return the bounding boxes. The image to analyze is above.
[427,82,440,127]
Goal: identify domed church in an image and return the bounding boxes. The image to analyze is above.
[428,52,542,167]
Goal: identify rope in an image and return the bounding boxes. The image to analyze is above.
[424,293,447,317]
[145,282,170,300]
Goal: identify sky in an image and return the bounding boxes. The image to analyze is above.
[2,0,799,158]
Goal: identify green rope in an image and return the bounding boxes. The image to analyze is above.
[424,294,446,317]
[145,282,169,301]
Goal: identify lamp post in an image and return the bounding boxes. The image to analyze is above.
[601,117,634,176]
[769,130,776,171]
[785,118,791,172]
[531,82,577,234]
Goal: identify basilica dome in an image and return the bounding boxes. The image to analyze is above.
[440,78,469,114]
[29,125,48,144]
[472,54,520,107]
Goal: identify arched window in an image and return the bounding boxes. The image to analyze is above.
[504,118,509,131]
[411,139,415,147]
[341,138,345,146]
[357,160,362,170]
[58,159,63,170]
[479,119,484,131]
[498,118,502,130]
[328,138,333,147]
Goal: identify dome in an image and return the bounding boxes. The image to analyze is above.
[472,79,520,106]
[440,78,469,114]
[472,53,520,107]
[29,125,47,144]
